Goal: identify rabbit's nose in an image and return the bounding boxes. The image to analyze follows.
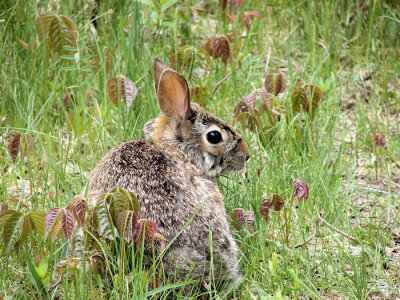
[237,138,250,161]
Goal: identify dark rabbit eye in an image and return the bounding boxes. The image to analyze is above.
[207,131,222,144]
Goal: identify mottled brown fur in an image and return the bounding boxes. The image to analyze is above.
[88,58,250,293]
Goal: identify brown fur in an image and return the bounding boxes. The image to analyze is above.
[88,58,250,294]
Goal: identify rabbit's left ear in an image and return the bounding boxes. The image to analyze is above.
[155,63,191,122]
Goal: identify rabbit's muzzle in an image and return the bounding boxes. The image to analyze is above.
[223,138,250,174]
[238,138,250,162]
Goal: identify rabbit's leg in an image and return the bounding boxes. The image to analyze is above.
[164,245,206,280]
[161,246,206,295]
[215,248,242,290]
[163,244,241,293]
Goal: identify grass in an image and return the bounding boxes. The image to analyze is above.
[1,0,399,298]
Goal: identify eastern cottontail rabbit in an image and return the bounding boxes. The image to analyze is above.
[88,58,250,294]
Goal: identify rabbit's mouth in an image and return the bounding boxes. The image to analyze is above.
[220,140,250,174]
[212,153,248,177]
[222,156,247,174]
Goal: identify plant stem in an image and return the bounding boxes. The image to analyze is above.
[284,191,295,245]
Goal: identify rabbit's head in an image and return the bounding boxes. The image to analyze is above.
[151,58,250,179]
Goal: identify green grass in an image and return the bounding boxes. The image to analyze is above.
[1,0,399,298]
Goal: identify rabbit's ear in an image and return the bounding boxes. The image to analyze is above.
[153,58,169,93]
[156,68,191,122]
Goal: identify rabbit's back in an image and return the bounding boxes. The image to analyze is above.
[89,139,233,248]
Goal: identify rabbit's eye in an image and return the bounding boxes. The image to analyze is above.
[207,131,222,144]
